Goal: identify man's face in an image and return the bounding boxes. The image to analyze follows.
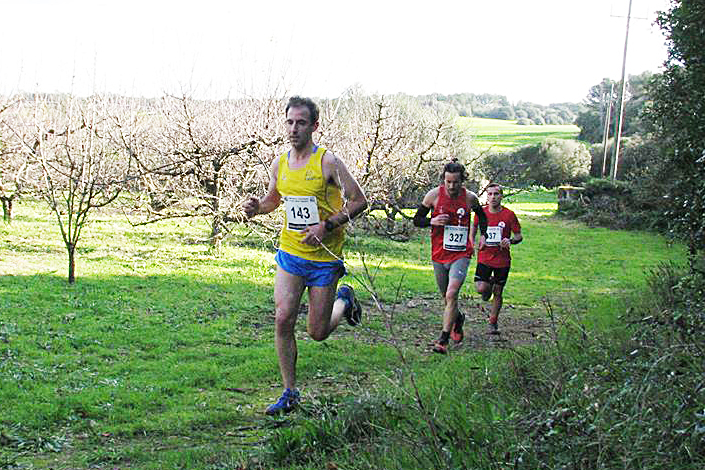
[443,172,462,197]
[486,186,503,208]
[286,106,317,151]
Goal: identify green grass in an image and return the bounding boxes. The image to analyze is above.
[458,116,581,152]
[0,193,689,468]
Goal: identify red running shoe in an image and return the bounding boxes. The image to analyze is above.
[450,312,465,343]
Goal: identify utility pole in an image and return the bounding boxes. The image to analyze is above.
[601,83,615,177]
[610,0,634,180]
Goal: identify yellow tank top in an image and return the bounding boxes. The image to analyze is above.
[277,146,344,261]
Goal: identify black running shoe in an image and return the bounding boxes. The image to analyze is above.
[489,321,499,335]
[337,284,362,326]
[432,341,448,354]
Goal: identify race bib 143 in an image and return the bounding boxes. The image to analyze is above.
[284,196,320,232]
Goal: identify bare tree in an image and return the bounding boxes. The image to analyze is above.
[9,94,134,283]
[319,90,470,239]
[125,94,285,247]
[0,95,26,223]
[86,91,475,248]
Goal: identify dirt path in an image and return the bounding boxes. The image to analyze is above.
[346,293,553,354]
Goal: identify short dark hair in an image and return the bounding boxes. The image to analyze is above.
[286,96,319,124]
[442,160,466,182]
[486,183,503,194]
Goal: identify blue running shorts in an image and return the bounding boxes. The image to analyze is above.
[275,250,346,287]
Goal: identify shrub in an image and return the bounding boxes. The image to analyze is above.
[556,178,668,231]
[589,140,613,177]
[589,136,662,179]
[647,0,705,262]
[576,109,604,143]
[516,117,532,126]
[478,150,531,188]
[523,139,590,187]
[504,266,705,469]
[480,139,590,188]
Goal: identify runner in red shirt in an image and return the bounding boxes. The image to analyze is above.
[413,160,488,354]
[471,184,523,333]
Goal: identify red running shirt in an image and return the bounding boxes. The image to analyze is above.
[430,186,473,263]
[473,206,521,268]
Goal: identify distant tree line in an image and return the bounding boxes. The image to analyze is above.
[412,92,584,125]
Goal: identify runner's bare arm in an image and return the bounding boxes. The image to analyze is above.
[502,214,523,247]
[510,229,523,245]
[321,152,368,228]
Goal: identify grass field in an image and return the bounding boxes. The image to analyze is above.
[0,190,687,468]
[457,117,581,152]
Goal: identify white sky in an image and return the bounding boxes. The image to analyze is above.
[0,0,671,105]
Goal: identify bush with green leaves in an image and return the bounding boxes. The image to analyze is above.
[557,177,668,231]
[588,141,610,178]
[646,0,705,265]
[532,115,546,125]
[501,265,705,470]
[477,150,529,187]
[480,138,590,188]
[519,138,590,187]
[589,135,663,179]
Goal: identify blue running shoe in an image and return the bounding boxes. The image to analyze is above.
[337,284,362,326]
[265,388,300,415]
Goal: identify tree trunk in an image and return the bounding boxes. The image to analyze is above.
[210,214,224,249]
[208,176,223,248]
[385,207,398,233]
[1,196,12,223]
[67,244,76,284]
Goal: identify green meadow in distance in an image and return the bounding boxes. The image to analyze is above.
[458,117,581,152]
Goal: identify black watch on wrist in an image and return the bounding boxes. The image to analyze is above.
[324,219,335,232]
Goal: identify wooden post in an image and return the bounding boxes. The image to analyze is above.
[611,0,634,181]
[601,83,614,177]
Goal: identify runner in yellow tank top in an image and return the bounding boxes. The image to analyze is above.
[277,145,345,261]
[243,97,368,415]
